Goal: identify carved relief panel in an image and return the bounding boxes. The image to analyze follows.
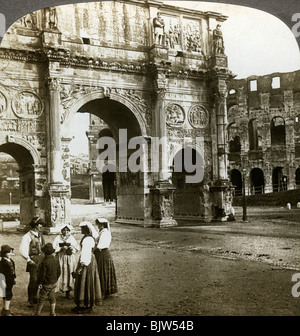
[0,91,7,117]
[165,103,185,128]
[12,91,44,119]
[188,104,209,128]
[161,15,181,49]
[182,18,202,53]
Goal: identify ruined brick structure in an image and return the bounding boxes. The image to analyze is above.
[0,1,235,232]
[227,70,300,196]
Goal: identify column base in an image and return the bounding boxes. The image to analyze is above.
[210,179,235,222]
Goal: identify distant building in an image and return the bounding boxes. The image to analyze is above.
[70,153,89,175]
[227,70,300,196]
[0,154,19,204]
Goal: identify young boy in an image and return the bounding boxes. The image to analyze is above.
[0,245,16,316]
[34,243,61,316]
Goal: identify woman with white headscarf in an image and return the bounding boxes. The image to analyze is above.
[53,224,80,299]
[71,221,102,313]
[94,218,118,299]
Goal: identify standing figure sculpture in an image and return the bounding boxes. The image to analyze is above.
[213,24,225,54]
[153,12,165,45]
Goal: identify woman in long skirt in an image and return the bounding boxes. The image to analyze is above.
[72,221,102,313]
[53,224,80,299]
[94,218,118,299]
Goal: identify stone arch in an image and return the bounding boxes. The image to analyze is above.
[248,118,259,150]
[250,168,265,194]
[0,139,38,227]
[62,89,148,137]
[227,122,241,153]
[0,134,40,167]
[230,169,242,196]
[271,116,286,145]
[272,166,287,192]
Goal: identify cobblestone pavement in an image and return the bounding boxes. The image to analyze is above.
[1,203,300,316]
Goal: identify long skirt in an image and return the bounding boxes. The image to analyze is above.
[56,251,77,292]
[73,254,102,308]
[94,248,118,298]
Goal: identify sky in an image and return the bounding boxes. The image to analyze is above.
[69,1,300,155]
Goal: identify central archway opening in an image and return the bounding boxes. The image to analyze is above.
[69,97,146,223]
[172,147,205,220]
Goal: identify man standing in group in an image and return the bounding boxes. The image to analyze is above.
[19,217,46,307]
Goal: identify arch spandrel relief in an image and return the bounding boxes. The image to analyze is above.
[60,85,150,136]
[188,104,209,128]
[12,91,44,119]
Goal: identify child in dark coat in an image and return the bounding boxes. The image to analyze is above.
[34,243,61,316]
[0,245,16,316]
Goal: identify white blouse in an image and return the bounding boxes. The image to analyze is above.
[96,228,112,250]
[52,235,80,253]
[80,236,95,266]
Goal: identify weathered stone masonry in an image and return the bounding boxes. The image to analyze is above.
[0,1,235,232]
[227,70,300,196]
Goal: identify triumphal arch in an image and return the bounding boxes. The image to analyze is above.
[0,1,234,232]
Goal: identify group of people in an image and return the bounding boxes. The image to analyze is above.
[0,216,117,316]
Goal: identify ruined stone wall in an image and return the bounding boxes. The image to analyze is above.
[227,70,300,194]
[0,0,234,227]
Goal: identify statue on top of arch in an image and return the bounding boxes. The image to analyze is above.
[153,12,165,45]
[213,24,225,54]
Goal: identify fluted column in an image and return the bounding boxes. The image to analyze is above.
[48,77,63,184]
[214,93,228,180]
[152,70,170,182]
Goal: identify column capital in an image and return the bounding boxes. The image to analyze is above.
[47,77,62,92]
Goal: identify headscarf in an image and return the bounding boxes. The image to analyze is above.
[95,217,110,231]
[79,221,99,239]
[60,224,74,233]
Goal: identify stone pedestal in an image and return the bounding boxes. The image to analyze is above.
[150,44,169,61]
[150,180,178,228]
[44,183,71,234]
[210,179,235,222]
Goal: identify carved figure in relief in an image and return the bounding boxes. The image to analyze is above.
[24,13,35,29]
[190,106,208,128]
[0,93,6,114]
[14,92,42,118]
[213,24,225,54]
[173,25,180,44]
[153,12,165,45]
[166,104,185,127]
[165,25,175,49]
[48,8,58,29]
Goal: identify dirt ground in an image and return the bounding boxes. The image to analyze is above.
[0,201,300,317]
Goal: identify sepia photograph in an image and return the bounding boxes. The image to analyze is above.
[0,0,299,322]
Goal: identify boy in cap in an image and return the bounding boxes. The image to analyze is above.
[34,243,61,316]
[0,245,16,316]
[19,216,46,307]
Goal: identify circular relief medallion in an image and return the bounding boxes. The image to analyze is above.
[12,91,44,119]
[165,103,185,128]
[0,91,7,117]
[188,104,209,128]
